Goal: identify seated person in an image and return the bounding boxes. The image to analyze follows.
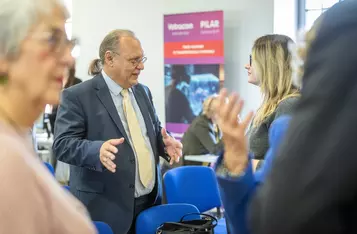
[182,95,223,165]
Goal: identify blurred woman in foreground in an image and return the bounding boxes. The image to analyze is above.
[215,1,357,233]
[0,0,95,233]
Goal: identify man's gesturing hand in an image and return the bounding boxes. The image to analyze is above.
[99,138,124,173]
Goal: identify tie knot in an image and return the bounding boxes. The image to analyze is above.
[121,89,129,97]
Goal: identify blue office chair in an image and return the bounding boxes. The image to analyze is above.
[135,203,200,234]
[164,166,227,233]
[44,162,55,176]
[164,166,221,211]
[93,221,113,234]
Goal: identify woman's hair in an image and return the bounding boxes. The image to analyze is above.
[0,0,68,59]
[0,0,69,83]
[252,34,300,127]
[63,64,77,89]
[88,29,135,76]
[202,95,218,119]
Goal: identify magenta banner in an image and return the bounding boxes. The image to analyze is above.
[164,10,224,140]
[164,11,224,42]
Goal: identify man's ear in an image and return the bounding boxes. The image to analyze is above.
[104,51,114,66]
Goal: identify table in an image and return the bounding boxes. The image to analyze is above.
[184,155,218,163]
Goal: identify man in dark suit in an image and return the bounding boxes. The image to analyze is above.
[52,29,182,234]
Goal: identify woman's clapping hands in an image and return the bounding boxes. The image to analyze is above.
[215,89,254,174]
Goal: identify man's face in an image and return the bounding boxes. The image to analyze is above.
[111,37,145,88]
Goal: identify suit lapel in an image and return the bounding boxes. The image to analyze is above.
[132,86,158,156]
[93,75,129,142]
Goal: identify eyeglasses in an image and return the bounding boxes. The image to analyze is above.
[129,56,147,67]
[32,28,80,58]
[112,51,147,67]
[249,54,252,66]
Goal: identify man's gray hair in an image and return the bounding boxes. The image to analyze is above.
[0,0,69,59]
[88,29,137,76]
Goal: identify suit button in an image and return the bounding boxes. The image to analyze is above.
[129,184,134,189]
[130,159,135,164]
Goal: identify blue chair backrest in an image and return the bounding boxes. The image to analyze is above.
[164,166,221,212]
[93,221,113,234]
[44,162,55,176]
[135,203,200,234]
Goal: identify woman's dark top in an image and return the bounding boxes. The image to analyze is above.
[247,96,299,160]
[182,114,223,165]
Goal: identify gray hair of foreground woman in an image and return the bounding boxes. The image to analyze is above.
[0,0,68,61]
[88,29,136,76]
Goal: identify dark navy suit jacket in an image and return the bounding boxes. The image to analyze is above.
[52,74,169,234]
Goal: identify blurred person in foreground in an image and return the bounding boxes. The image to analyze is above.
[0,0,96,233]
[215,1,357,234]
[244,34,300,170]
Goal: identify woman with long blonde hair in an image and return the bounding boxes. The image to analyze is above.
[245,34,300,166]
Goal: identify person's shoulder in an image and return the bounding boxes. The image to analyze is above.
[135,83,151,94]
[320,1,357,31]
[63,75,100,98]
[268,115,292,147]
[312,1,357,50]
[279,96,299,106]
[0,133,35,180]
[276,96,299,113]
[74,77,82,84]
[67,78,93,92]
[194,114,210,126]
[136,83,149,89]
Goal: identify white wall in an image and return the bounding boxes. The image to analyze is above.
[274,0,297,41]
[72,0,274,122]
[72,0,166,120]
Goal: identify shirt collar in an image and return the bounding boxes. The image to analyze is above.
[101,70,132,96]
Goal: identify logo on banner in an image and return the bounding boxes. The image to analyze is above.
[200,20,220,29]
[168,23,194,31]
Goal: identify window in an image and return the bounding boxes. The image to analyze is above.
[299,0,343,29]
[64,0,72,39]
